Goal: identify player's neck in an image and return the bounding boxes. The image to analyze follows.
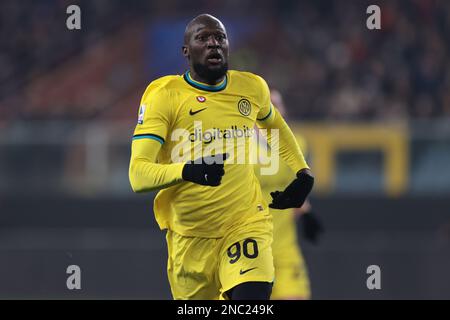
[188,70,226,86]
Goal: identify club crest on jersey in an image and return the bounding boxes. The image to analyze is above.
[238,99,251,116]
[138,104,146,124]
[196,96,206,103]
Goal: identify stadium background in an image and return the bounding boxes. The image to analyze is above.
[0,0,449,299]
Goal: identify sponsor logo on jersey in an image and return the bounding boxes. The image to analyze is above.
[239,267,257,275]
[189,107,207,116]
[238,99,251,116]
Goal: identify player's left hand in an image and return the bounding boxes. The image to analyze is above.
[269,168,314,209]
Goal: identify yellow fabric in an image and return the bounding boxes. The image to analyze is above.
[257,108,309,174]
[272,263,311,299]
[271,209,311,299]
[129,70,308,238]
[255,136,311,299]
[166,217,274,300]
[129,138,185,192]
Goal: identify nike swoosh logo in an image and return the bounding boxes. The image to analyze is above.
[239,267,257,275]
[189,108,207,116]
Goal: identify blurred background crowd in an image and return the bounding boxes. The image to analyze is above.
[0,0,449,299]
[1,0,449,122]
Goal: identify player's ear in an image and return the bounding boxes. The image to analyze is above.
[182,45,189,58]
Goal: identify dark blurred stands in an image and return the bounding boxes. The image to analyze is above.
[0,0,449,123]
[0,0,146,123]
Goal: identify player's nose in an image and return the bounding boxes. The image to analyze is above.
[206,36,220,48]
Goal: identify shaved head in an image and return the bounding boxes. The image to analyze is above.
[184,14,226,45]
[182,14,229,85]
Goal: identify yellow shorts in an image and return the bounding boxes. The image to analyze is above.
[271,212,311,299]
[166,218,275,300]
[271,252,311,299]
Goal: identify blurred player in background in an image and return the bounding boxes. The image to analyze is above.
[129,14,314,300]
[255,89,323,300]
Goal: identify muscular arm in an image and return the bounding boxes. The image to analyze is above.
[129,138,185,193]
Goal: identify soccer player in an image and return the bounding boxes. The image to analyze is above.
[128,14,314,300]
[255,90,323,300]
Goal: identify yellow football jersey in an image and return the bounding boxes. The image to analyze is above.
[133,70,277,238]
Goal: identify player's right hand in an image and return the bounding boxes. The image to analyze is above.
[182,153,229,186]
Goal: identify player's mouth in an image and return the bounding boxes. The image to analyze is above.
[206,52,223,65]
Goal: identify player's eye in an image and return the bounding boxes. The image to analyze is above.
[216,34,226,41]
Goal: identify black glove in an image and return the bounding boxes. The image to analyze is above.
[269,168,314,209]
[299,211,323,244]
[182,153,228,186]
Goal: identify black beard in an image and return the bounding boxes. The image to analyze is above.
[192,62,228,84]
